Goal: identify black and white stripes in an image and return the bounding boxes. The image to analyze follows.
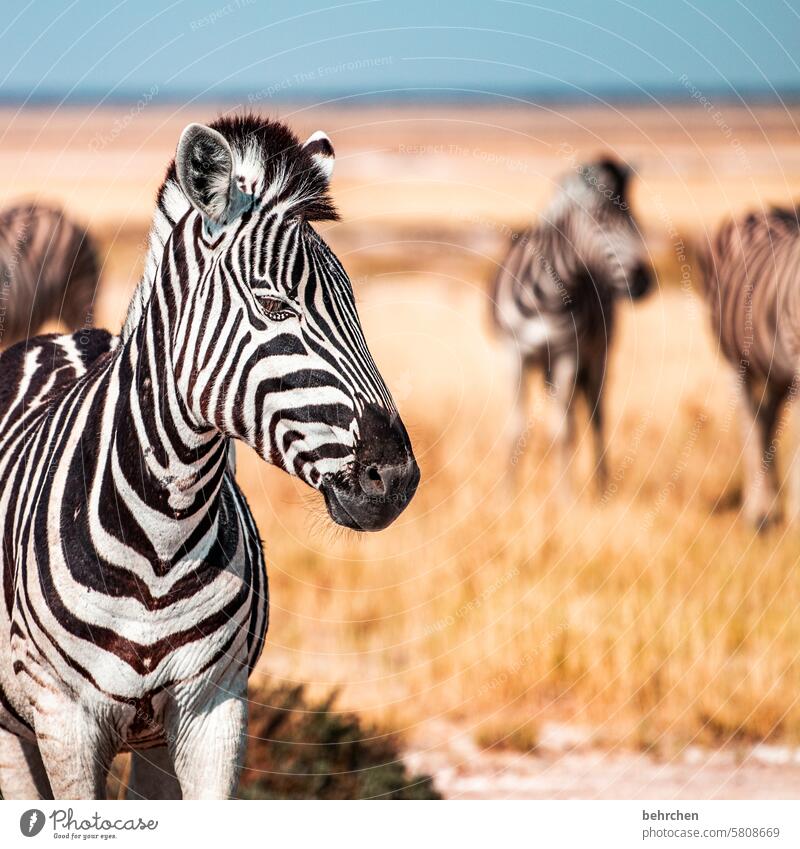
[0,115,417,800]
[491,157,652,494]
[0,203,99,348]
[700,207,800,527]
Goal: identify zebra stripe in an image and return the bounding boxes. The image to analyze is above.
[491,157,652,495]
[0,204,99,348]
[0,115,417,800]
[699,207,800,527]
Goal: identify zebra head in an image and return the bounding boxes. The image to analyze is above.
[570,156,653,301]
[152,117,418,531]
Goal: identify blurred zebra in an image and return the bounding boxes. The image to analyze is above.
[0,115,418,800]
[699,207,800,528]
[0,203,99,347]
[491,157,652,495]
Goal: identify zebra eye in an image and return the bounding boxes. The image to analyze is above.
[256,295,297,322]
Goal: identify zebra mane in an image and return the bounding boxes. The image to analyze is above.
[121,114,338,341]
[767,205,800,231]
[549,157,632,223]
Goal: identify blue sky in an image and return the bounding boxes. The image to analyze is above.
[3,0,799,101]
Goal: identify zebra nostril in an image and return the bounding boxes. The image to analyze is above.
[361,464,386,496]
[628,263,652,299]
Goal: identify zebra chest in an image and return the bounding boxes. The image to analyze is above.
[517,314,554,353]
[9,484,265,704]
[14,552,254,683]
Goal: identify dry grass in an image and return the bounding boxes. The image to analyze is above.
[14,102,800,757]
[233,262,800,754]
[474,715,540,754]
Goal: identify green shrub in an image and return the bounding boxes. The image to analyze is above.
[239,685,440,800]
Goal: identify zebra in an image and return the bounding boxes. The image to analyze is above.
[699,207,800,528]
[0,114,419,800]
[0,203,99,348]
[491,156,652,496]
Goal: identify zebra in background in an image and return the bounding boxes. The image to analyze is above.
[491,156,652,496]
[0,203,99,347]
[0,114,418,800]
[699,207,800,529]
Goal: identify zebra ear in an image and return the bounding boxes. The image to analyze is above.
[176,123,234,223]
[303,130,335,182]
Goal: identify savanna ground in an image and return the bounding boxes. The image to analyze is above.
[5,100,800,797]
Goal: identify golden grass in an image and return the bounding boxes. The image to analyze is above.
[229,264,800,754]
[84,222,800,754]
[22,102,800,755]
[474,715,540,754]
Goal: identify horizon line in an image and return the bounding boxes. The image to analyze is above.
[3,84,800,108]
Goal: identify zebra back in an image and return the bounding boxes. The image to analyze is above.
[700,207,800,387]
[0,329,116,437]
[491,157,650,360]
[0,203,99,348]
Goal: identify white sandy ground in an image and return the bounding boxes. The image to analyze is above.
[402,721,800,799]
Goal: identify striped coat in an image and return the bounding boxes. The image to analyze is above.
[491,157,652,495]
[0,115,417,800]
[700,207,800,527]
[0,204,99,347]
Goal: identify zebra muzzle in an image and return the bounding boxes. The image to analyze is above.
[320,403,419,531]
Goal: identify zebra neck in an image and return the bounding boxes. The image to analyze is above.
[122,179,190,342]
[109,264,229,566]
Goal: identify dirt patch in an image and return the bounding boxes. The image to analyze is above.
[403,721,800,799]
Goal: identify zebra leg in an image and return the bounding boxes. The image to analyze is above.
[739,378,786,529]
[0,730,53,800]
[550,354,578,501]
[786,390,800,523]
[35,705,117,799]
[505,349,531,481]
[165,686,248,799]
[579,359,609,495]
[125,747,182,800]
